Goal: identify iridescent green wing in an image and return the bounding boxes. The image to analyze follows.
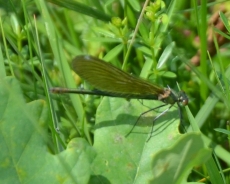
[72,55,164,99]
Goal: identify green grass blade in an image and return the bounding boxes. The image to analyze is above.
[47,0,111,21]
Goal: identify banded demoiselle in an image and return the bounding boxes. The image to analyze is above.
[51,55,188,140]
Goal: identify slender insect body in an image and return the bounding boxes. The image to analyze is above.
[51,55,188,140]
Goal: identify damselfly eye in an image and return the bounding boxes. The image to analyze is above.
[182,99,188,106]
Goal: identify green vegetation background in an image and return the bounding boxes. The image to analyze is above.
[0,0,230,183]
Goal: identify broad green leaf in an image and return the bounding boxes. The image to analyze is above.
[91,97,211,183]
[149,133,211,183]
[0,77,96,184]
